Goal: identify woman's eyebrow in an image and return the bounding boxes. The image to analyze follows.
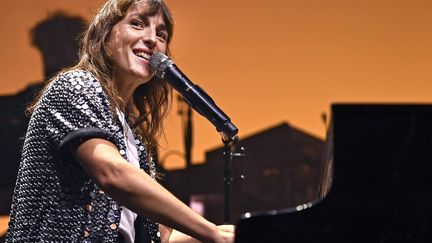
[156,23,168,32]
[129,12,146,20]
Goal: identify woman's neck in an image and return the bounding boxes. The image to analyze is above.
[113,74,139,111]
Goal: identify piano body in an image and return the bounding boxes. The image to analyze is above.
[236,104,432,242]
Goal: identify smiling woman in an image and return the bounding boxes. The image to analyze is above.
[106,3,169,104]
[5,0,234,242]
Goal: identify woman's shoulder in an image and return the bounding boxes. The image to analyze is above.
[55,69,98,85]
[48,69,104,94]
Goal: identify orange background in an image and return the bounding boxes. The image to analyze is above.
[0,0,431,168]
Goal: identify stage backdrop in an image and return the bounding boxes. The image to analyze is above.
[0,0,431,168]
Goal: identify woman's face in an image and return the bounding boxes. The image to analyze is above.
[106,2,169,85]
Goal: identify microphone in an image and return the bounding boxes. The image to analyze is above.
[149,52,238,142]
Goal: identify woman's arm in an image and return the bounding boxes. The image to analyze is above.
[72,138,234,243]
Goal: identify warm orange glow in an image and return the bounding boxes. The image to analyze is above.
[0,215,8,236]
[1,0,431,169]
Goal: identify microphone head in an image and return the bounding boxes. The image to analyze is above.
[150,52,174,79]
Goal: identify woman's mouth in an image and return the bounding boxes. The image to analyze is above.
[134,51,151,60]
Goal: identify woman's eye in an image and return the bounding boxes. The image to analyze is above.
[131,20,143,28]
[157,31,168,42]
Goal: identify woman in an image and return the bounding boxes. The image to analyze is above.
[6,0,234,242]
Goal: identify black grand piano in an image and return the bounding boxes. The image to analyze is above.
[235,104,432,242]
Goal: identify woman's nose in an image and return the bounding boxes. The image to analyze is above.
[142,28,157,49]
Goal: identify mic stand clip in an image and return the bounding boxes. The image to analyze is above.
[221,134,246,223]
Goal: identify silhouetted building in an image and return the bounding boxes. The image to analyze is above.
[161,122,324,224]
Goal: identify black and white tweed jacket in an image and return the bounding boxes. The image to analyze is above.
[6,70,160,243]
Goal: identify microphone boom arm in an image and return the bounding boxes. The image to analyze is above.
[152,55,239,141]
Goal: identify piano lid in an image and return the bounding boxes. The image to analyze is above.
[236,104,432,243]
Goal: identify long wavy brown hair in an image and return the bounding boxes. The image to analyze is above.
[30,0,174,150]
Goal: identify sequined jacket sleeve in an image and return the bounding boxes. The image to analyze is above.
[43,70,121,153]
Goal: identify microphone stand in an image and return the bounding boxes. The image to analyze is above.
[221,134,246,223]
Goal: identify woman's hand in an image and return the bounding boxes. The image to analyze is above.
[168,224,234,243]
[159,224,173,243]
[212,224,235,243]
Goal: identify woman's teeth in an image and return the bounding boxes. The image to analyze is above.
[135,51,150,60]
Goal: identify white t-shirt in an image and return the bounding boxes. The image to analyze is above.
[117,111,140,243]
